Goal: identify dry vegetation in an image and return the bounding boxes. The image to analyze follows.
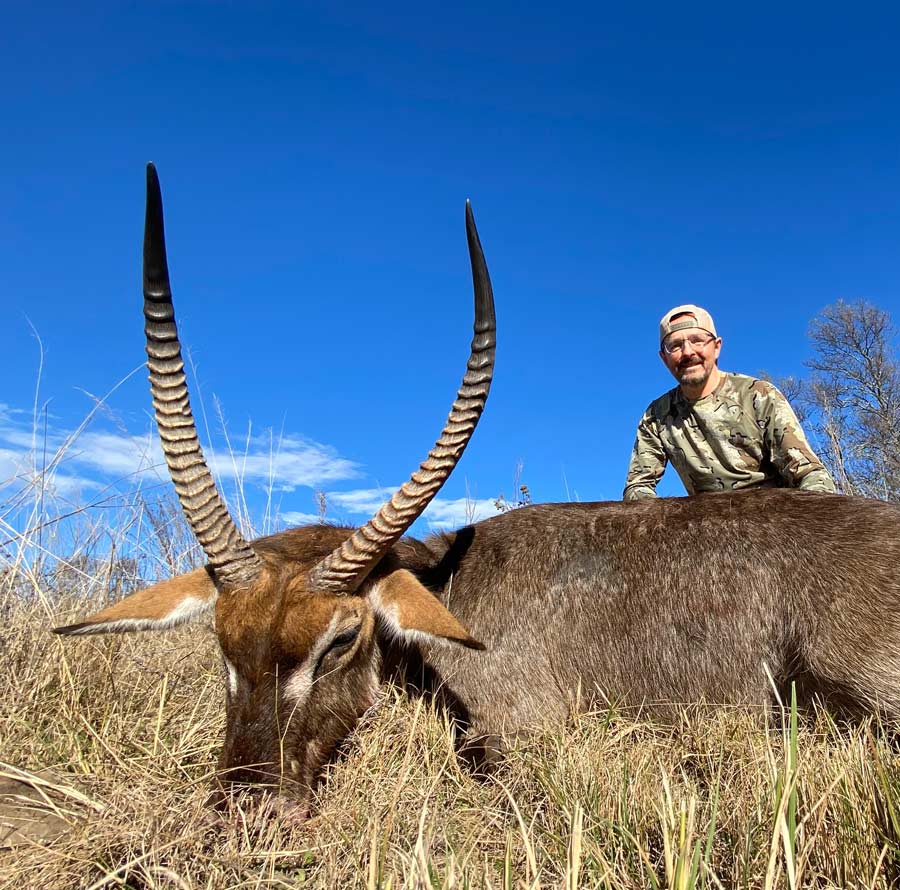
[2,487,900,889]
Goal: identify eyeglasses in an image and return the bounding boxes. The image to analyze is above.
[662,334,716,356]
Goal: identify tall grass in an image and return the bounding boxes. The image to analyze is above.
[2,420,899,887]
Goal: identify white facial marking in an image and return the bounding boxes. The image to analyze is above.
[223,656,239,697]
[281,614,341,708]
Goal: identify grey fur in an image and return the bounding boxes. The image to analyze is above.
[398,490,900,735]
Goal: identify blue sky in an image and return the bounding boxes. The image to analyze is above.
[3,2,900,542]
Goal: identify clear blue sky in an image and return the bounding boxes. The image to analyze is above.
[3,2,900,536]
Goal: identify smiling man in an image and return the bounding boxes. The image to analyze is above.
[623,304,836,501]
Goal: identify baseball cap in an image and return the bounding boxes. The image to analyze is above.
[659,304,717,346]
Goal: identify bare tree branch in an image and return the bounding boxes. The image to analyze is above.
[799,300,900,500]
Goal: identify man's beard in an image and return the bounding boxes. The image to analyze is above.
[676,361,711,387]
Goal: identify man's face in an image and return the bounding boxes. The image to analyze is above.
[659,321,722,389]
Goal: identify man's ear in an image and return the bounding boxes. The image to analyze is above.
[53,567,218,636]
[369,569,485,650]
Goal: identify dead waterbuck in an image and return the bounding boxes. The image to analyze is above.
[56,165,900,819]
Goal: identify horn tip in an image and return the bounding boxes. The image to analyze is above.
[146,163,161,199]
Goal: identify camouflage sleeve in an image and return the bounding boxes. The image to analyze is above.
[623,409,667,501]
[752,381,837,493]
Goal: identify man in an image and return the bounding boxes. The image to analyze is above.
[623,304,836,501]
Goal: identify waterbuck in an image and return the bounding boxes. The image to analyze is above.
[56,165,900,818]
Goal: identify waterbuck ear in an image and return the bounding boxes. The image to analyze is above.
[369,569,485,650]
[53,567,218,636]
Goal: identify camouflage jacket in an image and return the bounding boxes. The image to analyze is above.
[623,372,837,501]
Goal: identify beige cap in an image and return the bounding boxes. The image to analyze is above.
[659,304,717,346]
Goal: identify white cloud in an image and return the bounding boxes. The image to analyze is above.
[0,438,103,503]
[0,402,501,538]
[0,447,27,481]
[0,404,29,426]
[0,405,361,500]
[46,474,101,499]
[70,431,165,479]
[207,435,360,490]
[0,427,40,450]
[279,510,326,526]
[325,486,399,515]
[314,485,499,531]
[422,497,498,529]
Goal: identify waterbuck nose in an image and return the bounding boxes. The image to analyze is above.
[205,779,312,825]
[205,783,231,812]
[207,758,279,806]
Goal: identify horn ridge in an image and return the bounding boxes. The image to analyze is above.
[309,201,496,593]
[143,163,261,588]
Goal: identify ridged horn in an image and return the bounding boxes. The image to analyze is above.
[308,201,496,593]
[143,163,262,588]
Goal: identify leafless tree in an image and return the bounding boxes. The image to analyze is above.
[785,301,900,501]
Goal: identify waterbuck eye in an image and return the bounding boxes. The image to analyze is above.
[312,624,362,681]
[329,625,361,653]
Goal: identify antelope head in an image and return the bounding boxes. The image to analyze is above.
[54,165,495,816]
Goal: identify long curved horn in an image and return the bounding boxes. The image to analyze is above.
[143,163,262,588]
[309,202,496,593]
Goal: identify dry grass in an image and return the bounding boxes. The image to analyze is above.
[2,482,900,887]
